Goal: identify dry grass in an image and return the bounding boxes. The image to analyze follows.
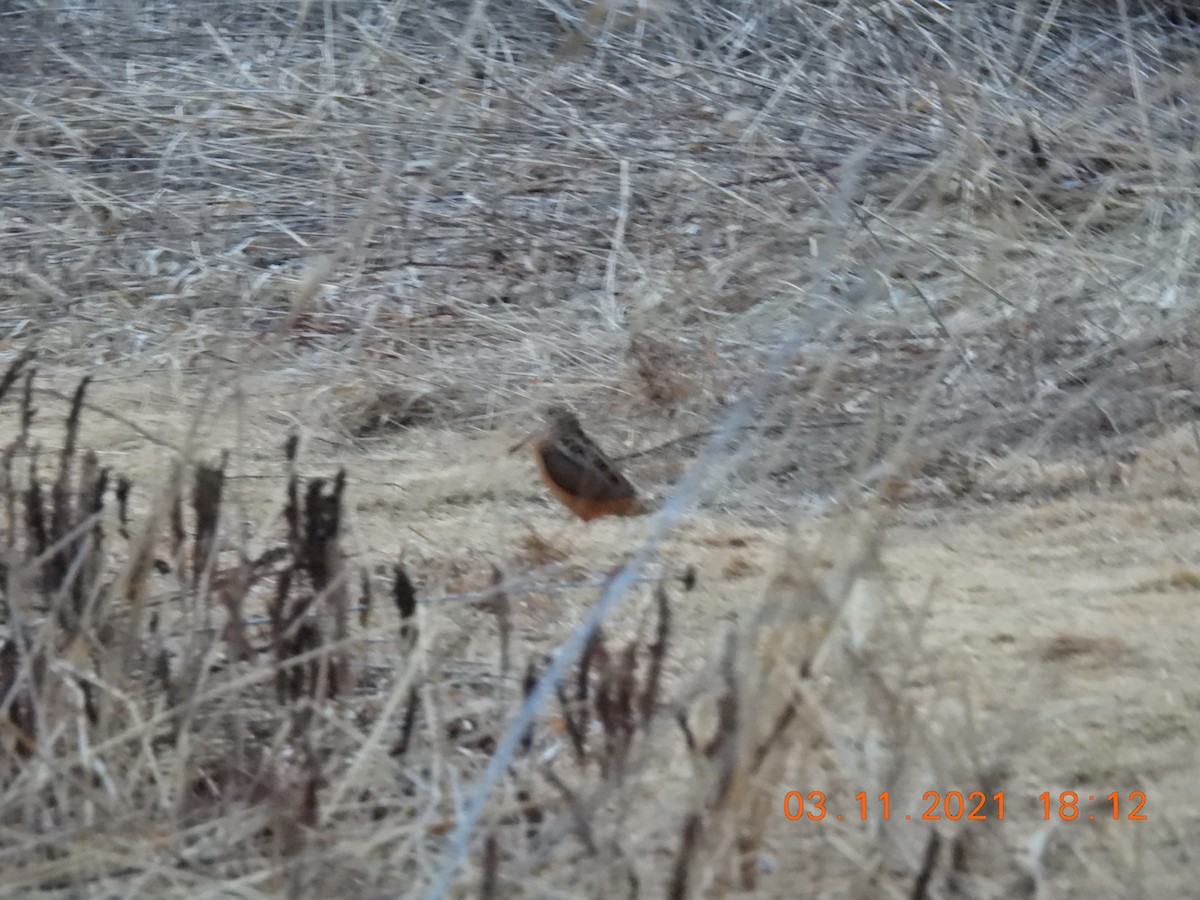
[3,1,1200,897]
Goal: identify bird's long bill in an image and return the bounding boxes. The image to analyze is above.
[507,433,534,454]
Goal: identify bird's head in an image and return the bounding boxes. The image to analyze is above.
[543,403,581,431]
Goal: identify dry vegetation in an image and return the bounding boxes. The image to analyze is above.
[3,0,1200,897]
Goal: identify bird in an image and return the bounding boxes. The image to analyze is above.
[515,404,648,522]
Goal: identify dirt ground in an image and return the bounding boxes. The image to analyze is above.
[19,352,1200,896]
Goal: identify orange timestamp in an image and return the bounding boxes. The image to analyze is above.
[783,790,1148,822]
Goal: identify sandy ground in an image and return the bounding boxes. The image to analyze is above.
[21,352,1197,895]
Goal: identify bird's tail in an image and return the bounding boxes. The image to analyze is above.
[622,495,655,517]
